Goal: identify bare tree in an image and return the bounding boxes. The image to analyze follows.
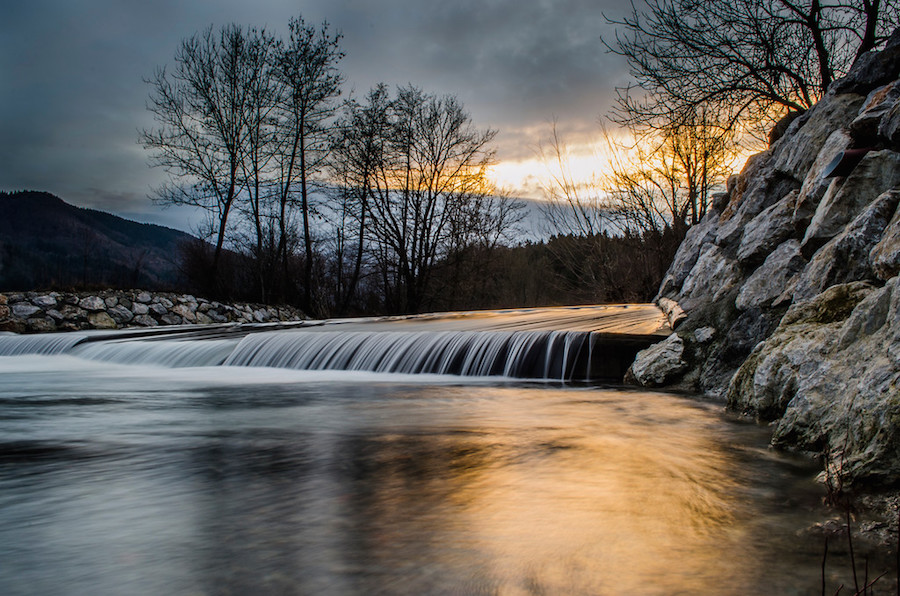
[607,0,900,137]
[270,17,343,311]
[141,24,265,291]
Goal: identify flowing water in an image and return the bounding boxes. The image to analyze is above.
[0,309,880,594]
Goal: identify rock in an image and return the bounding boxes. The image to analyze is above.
[802,150,900,252]
[627,334,688,387]
[737,191,799,264]
[676,244,742,311]
[132,302,150,315]
[849,80,900,141]
[693,327,715,343]
[736,240,806,311]
[879,101,900,146]
[195,312,214,325]
[27,317,57,332]
[31,295,57,308]
[716,163,799,247]
[136,291,152,304]
[107,305,134,324]
[150,303,168,316]
[252,309,268,323]
[104,296,118,308]
[88,311,117,329]
[772,93,865,181]
[45,309,64,321]
[0,295,7,306]
[132,314,158,327]
[829,29,900,95]
[118,297,132,310]
[11,303,42,319]
[0,305,9,319]
[793,190,900,302]
[171,304,197,322]
[159,314,183,326]
[793,129,853,230]
[656,212,719,298]
[157,297,174,309]
[79,296,106,312]
[870,199,900,280]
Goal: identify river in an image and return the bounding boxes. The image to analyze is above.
[0,311,879,594]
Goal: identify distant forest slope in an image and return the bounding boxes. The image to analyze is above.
[0,191,193,291]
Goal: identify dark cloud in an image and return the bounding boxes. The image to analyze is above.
[0,0,630,230]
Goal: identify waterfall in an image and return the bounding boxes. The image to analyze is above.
[0,333,89,356]
[72,338,239,368]
[0,304,668,380]
[223,330,596,380]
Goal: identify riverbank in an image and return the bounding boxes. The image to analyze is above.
[0,290,305,333]
[627,31,900,496]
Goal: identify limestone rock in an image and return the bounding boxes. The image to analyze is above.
[79,296,106,312]
[879,101,900,147]
[676,244,742,311]
[132,302,150,315]
[772,93,864,181]
[657,211,719,298]
[88,311,117,329]
[736,240,806,311]
[870,199,900,280]
[628,334,688,387]
[793,190,899,302]
[737,191,799,264]
[829,29,900,95]
[793,129,853,230]
[150,303,168,316]
[136,291,152,304]
[850,80,900,141]
[802,150,900,252]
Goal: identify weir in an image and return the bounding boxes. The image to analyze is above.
[0,304,670,381]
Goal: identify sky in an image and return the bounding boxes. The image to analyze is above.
[0,0,632,232]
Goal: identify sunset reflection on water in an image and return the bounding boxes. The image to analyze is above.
[0,364,835,594]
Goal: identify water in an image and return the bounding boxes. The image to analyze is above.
[0,353,873,595]
[0,308,887,594]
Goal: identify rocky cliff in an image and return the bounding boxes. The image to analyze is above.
[630,30,900,486]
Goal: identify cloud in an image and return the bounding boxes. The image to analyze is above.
[0,0,631,227]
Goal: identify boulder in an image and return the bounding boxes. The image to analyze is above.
[107,305,134,324]
[11,303,42,319]
[737,191,799,264]
[849,80,900,141]
[88,311,117,329]
[159,314,182,326]
[135,291,152,304]
[793,189,900,302]
[870,198,900,280]
[802,150,900,252]
[31,295,57,308]
[736,240,806,311]
[132,302,150,315]
[656,211,719,298]
[772,93,865,181]
[879,101,900,147]
[676,244,742,311]
[27,317,57,332]
[627,334,688,387]
[793,129,852,230]
[171,304,197,322]
[132,314,158,327]
[79,296,106,312]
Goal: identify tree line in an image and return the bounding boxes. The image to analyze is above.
[141,18,518,316]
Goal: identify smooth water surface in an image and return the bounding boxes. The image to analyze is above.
[0,356,846,595]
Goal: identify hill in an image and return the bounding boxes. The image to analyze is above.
[0,191,195,291]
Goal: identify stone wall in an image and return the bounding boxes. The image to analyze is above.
[629,30,900,485]
[0,290,305,333]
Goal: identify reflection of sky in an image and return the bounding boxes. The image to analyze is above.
[0,368,836,595]
[0,1,631,228]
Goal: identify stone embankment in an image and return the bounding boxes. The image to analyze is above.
[629,29,900,486]
[0,290,305,333]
